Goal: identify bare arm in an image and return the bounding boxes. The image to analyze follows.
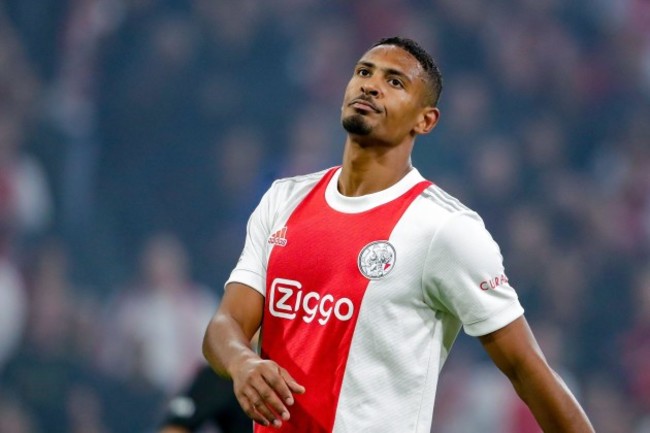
[479,316,594,432]
[202,282,305,429]
[202,282,264,377]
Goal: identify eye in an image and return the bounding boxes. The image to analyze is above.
[389,78,404,88]
[357,68,371,77]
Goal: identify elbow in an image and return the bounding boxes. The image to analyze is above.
[202,316,230,377]
[201,317,218,367]
[201,326,210,362]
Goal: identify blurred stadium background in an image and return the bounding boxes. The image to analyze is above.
[0,0,649,432]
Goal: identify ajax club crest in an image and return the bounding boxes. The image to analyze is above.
[358,241,396,280]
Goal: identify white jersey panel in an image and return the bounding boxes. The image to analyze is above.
[332,195,461,433]
[332,185,524,433]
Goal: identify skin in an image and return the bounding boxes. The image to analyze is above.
[338,45,439,197]
[160,427,191,433]
[203,44,594,432]
[480,316,593,431]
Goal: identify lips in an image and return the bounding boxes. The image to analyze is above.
[349,97,380,113]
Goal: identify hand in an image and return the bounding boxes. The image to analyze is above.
[231,356,306,428]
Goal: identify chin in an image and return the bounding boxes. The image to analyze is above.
[342,114,373,136]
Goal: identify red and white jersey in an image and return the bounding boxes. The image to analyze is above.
[227,167,524,433]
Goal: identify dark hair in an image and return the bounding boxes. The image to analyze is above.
[372,37,443,106]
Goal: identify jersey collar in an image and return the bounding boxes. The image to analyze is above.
[324,166,425,213]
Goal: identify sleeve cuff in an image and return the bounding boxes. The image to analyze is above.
[463,302,525,337]
[225,269,266,297]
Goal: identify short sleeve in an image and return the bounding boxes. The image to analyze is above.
[225,186,274,296]
[422,212,524,337]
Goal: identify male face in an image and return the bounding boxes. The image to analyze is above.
[341,45,436,145]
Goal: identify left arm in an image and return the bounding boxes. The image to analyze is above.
[479,316,594,433]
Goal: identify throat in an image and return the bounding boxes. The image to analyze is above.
[339,140,414,196]
[337,163,413,197]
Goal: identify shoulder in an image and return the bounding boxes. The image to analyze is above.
[418,185,500,266]
[250,168,333,226]
[265,168,332,203]
[417,183,474,216]
[408,182,483,235]
[271,168,331,189]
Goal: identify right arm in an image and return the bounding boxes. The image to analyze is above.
[202,282,305,429]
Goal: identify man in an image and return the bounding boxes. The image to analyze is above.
[203,37,594,432]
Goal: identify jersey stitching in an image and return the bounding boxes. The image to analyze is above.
[419,190,457,213]
[412,319,437,433]
[429,186,469,212]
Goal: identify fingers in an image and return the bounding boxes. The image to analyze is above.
[234,361,306,428]
[253,400,282,428]
[255,374,291,423]
[279,367,306,400]
[264,368,298,408]
[240,392,278,428]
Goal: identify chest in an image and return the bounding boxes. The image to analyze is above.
[264,181,430,325]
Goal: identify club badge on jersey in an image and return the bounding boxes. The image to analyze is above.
[357,240,396,280]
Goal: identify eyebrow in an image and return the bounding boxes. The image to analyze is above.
[357,61,412,84]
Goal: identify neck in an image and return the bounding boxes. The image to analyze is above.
[338,137,414,197]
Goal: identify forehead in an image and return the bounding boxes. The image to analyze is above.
[358,45,424,80]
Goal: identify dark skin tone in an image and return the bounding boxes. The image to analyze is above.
[338,45,439,196]
[203,45,594,432]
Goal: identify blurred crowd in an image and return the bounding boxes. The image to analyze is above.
[0,0,649,432]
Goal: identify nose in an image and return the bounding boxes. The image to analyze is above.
[361,83,380,98]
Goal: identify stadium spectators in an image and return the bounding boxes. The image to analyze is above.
[0,0,647,431]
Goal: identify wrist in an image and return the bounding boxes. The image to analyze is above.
[227,347,259,378]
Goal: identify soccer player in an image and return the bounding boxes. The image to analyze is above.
[202,37,594,432]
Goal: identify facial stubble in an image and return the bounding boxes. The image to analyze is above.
[342,113,372,136]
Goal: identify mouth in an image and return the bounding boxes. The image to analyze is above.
[348,98,381,113]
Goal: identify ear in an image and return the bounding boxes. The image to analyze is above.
[413,107,440,135]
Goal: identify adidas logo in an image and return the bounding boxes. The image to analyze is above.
[268,227,288,247]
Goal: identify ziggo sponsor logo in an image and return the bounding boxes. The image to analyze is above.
[269,278,354,325]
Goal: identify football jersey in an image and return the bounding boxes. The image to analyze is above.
[227,166,524,433]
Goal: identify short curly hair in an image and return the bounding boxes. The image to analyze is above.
[372,37,443,106]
